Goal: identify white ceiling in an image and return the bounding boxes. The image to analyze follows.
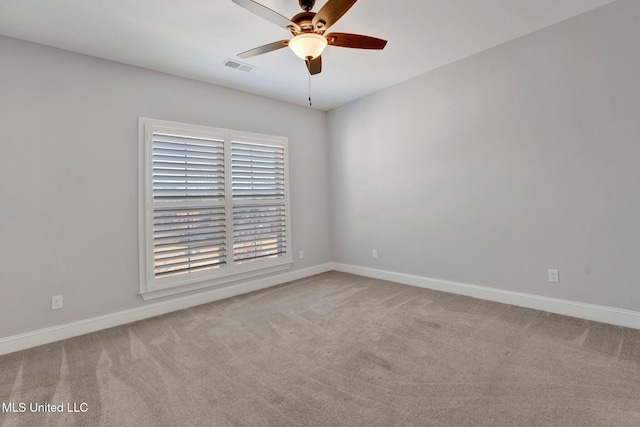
[0,0,616,111]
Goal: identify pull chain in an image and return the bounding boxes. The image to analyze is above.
[308,73,312,107]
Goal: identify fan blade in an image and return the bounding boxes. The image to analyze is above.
[238,40,289,58]
[305,56,322,75]
[232,0,301,33]
[312,0,358,31]
[326,32,387,50]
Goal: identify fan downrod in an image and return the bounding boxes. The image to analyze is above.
[298,0,315,12]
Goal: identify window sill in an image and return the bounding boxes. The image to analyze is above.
[139,262,292,301]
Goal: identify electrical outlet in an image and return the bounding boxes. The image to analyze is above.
[372,249,378,259]
[299,250,304,260]
[548,269,559,283]
[51,295,63,310]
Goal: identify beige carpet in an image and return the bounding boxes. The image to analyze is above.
[1,271,640,426]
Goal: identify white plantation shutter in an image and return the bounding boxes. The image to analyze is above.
[231,141,287,264]
[153,206,226,277]
[139,119,291,298]
[151,131,227,279]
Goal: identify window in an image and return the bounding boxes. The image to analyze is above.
[138,118,291,299]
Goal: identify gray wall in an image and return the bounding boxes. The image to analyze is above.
[0,36,331,338]
[328,0,640,311]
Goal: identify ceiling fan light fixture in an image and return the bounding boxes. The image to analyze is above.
[288,33,327,60]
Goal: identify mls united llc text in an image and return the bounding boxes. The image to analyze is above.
[2,402,88,413]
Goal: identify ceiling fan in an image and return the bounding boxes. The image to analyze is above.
[232,0,387,75]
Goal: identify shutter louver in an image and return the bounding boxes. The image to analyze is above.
[152,134,225,202]
[152,132,226,278]
[231,143,285,199]
[233,204,287,263]
[231,142,287,264]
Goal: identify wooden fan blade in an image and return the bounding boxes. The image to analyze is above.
[232,0,301,33]
[326,32,387,50]
[312,0,358,31]
[238,40,289,58]
[305,56,322,75]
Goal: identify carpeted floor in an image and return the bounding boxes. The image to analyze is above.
[1,271,640,426]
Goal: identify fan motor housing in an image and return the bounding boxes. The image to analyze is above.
[291,11,317,33]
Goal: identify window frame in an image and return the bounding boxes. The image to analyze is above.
[138,118,292,300]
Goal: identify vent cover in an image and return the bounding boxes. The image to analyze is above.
[224,59,256,72]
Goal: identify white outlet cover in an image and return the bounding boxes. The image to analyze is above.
[548,269,559,283]
[51,295,63,310]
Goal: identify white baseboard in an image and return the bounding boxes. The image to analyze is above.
[333,263,640,330]
[4,262,638,355]
[0,263,333,356]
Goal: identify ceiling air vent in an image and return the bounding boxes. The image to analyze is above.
[223,59,255,72]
